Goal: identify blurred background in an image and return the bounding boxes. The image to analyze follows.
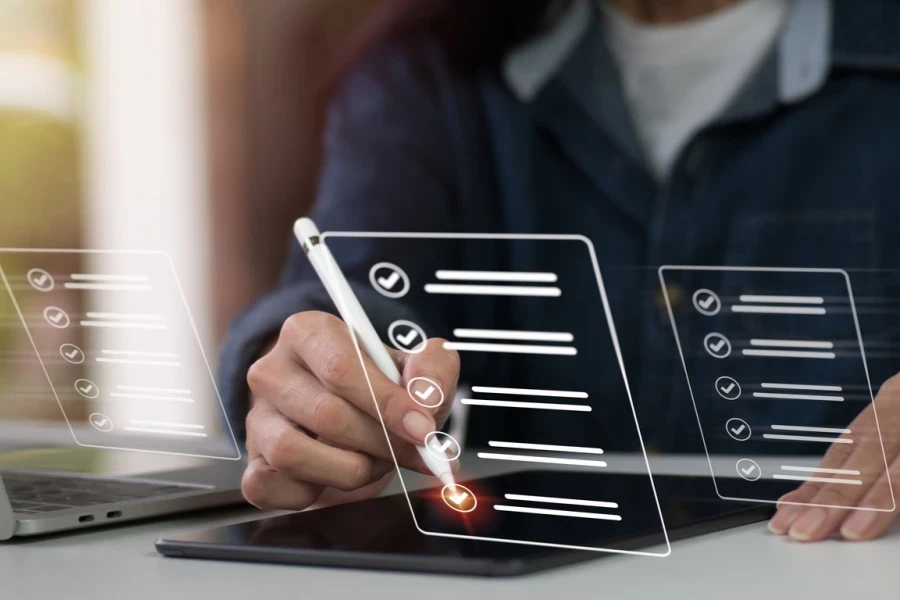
[0,0,384,429]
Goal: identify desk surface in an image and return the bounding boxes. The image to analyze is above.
[3,455,898,600]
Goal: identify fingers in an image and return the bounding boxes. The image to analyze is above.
[840,454,900,540]
[279,312,437,444]
[246,406,383,492]
[782,438,886,541]
[768,485,818,535]
[241,456,324,510]
[249,349,395,462]
[769,378,900,541]
[398,338,460,426]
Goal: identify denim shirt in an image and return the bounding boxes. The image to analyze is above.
[219,0,900,454]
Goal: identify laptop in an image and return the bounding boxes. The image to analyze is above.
[0,452,244,540]
[0,249,247,539]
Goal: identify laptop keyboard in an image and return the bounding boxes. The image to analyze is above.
[3,472,197,514]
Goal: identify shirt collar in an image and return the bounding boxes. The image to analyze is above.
[503,0,834,106]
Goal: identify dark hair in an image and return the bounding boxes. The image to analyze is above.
[330,0,573,87]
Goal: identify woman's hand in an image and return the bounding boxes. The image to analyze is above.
[241,311,459,510]
[768,374,900,541]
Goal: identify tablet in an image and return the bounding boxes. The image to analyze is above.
[157,471,784,576]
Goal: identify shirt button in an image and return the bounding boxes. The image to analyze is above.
[655,282,684,313]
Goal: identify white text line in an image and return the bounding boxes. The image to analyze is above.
[477,453,607,468]
[753,392,844,402]
[732,305,826,315]
[462,399,591,412]
[750,339,834,349]
[435,270,558,283]
[771,424,852,435]
[471,386,588,399]
[738,295,824,304]
[761,383,843,392]
[763,434,852,444]
[494,505,621,521]
[504,494,619,509]
[444,342,577,356]
[488,441,604,454]
[772,474,862,486]
[453,328,573,343]
[425,284,561,297]
[742,349,835,359]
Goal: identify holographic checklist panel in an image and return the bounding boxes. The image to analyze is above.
[0,250,240,460]
[325,232,669,557]
[660,266,893,511]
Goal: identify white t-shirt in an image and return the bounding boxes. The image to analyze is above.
[601,0,790,181]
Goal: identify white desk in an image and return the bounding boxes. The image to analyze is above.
[3,455,898,600]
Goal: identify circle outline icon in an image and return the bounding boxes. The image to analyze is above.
[424,431,461,461]
[387,320,427,354]
[59,344,85,365]
[88,413,113,433]
[74,378,100,399]
[441,483,477,513]
[692,288,721,316]
[725,418,752,442]
[43,306,70,329]
[703,332,731,359]
[27,268,55,292]
[715,376,742,400]
[407,376,444,408]
[368,262,411,299]
[736,458,761,481]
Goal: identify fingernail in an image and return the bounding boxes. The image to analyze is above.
[402,411,434,442]
[789,508,827,541]
[841,511,878,540]
[768,506,803,535]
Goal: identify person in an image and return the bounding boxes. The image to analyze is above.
[219,0,900,543]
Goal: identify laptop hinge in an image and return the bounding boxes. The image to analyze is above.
[0,474,17,540]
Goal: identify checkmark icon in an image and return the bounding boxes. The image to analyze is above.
[370,263,410,298]
[441,482,476,512]
[75,379,99,398]
[44,306,70,328]
[88,412,113,432]
[415,385,435,401]
[736,458,761,480]
[397,329,419,347]
[698,295,715,309]
[720,382,736,394]
[448,491,469,505]
[726,418,751,441]
[376,271,401,290]
[408,376,444,408]
[425,431,460,460]
[65,349,79,359]
[28,269,54,291]
[389,320,426,354]
[430,437,454,454]
[703,333,731,358]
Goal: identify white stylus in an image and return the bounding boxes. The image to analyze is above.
[294,218,456,488]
